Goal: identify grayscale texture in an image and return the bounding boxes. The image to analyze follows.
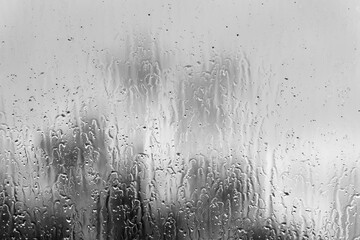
[0,1,360,239]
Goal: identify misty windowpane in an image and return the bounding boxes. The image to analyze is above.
[0,1,359,239]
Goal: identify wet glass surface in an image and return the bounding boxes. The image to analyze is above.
[1,1,360,239]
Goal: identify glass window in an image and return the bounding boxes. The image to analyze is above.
[0,1,359,239]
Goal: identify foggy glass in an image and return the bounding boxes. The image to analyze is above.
[0,1,360,239]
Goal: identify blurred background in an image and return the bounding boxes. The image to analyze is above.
[0,0,360,239]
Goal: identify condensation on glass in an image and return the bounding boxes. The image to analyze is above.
[0,1,360,239]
